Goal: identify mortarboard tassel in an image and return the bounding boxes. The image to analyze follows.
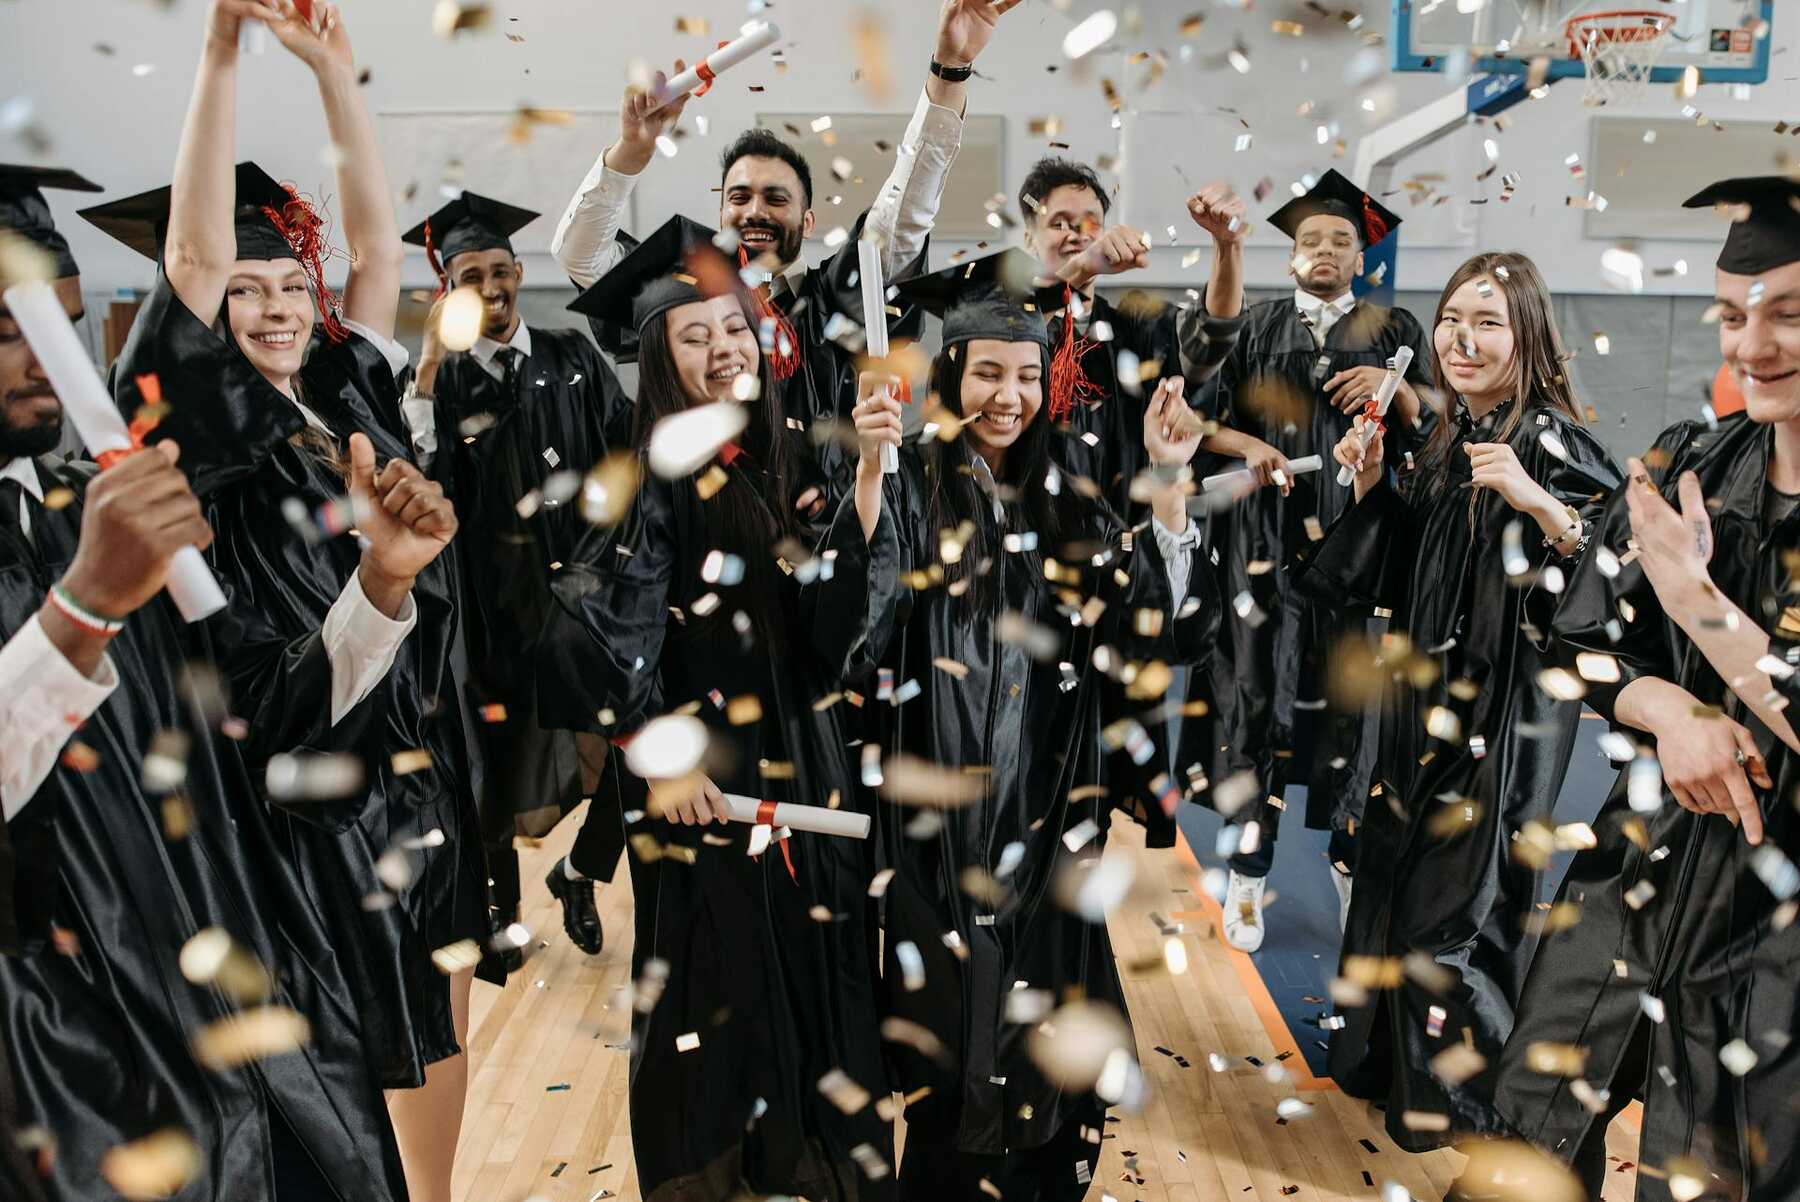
[738,245,801,381]
[1048,285,1102,424]
[261,184,348,343]
[420,218,449,298]
[1361,194,1390,248]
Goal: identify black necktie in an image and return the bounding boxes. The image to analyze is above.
[499,346,523,394]
[0,479,28,546]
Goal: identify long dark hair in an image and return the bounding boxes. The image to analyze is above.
[921,340,1064,612]
[1417,251,1584,490]
[631,288,800,621]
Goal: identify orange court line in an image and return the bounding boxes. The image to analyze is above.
[1173,828,1338,1093]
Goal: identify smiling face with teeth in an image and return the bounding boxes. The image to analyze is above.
[957,338,1045,474]
[225,258,316,395]
[720,155,814,271]
[448,247,523,342]
[664,294,762,407]
[1719,260,1800,424]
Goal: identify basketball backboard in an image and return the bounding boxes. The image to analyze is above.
[1391,0,1771,84]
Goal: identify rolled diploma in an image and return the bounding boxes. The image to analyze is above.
[1202,453,1322,493]
[1335,344,1415,486]
[721,792,871,840]
[857,237,898,475]
[651,21,781,110]
[2,281,228,622]
[238,19,268,54]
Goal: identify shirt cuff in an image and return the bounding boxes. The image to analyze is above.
[1150,513,1202,558]
[400,388,438,461]
[322,569,418,725]
[341,318,411,379]
[2,615,119,822]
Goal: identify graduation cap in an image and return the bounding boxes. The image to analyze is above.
[401,191,539,282]
[0,164,101,280]
[896,248,1106,423]
[1683,176,1800,276]
[79,161,348,340]
[1267,168,1399,248]
[894,248,1058,349]
[568,214,742,335]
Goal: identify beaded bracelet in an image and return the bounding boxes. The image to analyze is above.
[46,584,126,637]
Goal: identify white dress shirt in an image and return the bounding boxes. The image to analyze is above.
[1293,288,1357,344]
[0,454,41,538]
[471,320,533,381]
[400,320,533,461]
[552,88,965,290]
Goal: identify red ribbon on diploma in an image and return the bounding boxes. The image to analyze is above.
[752,799,797,883]
[95,375,167,470]
[692,41,729,96]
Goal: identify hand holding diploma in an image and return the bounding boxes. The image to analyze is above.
[2,280,228,622]
[650,22,781,112]
[1334,346,1414,486]
[722,793,872,840]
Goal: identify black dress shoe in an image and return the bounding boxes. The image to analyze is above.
[544,863,605,955]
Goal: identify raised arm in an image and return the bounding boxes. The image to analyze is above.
[267,3,401,337]
[551,70,690,288]
[166,1,285,323]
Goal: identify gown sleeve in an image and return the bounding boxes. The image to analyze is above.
[807,459,917,689]
[1546,422,1700,725]
[1516,416,1626,650]
[536,469,680,734]
[1298,475,1418,612]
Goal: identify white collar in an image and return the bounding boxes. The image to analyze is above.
[473,320,533,366]
[0,456,44,503]
[1293,288,1356,316]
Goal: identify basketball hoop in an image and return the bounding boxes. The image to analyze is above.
[1565,9,1674,105]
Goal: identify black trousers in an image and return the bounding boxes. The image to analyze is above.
[567,754,635,884]
[897,1093,1106,1202]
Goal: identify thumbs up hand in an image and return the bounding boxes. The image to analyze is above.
[348,432,457,616]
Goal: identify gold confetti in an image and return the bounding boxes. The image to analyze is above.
[932,656,970,680]
[674,15,709,34]
[509,106,576,144]
[191,1006,311,1072]
[726,694,764,726]
[101,1129,200,1200]
[432,939,482,974]
[431,0,491,37]
[179,928,273,1004]
[391,748,434,775]
[1524,1041,1587,1077]
[878,754,987,808]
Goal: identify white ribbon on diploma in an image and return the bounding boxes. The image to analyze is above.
[2,281,228,622]
[721,792,871,840]
[651,22,781,112]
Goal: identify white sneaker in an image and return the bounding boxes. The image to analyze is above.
[1223,870,1267,953]
[1331,869,1353,933]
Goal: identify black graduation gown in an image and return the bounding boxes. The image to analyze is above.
[427,326,634,914]
[0,456,406,1201]
[1299,402,1621,1150]
[112,273,490,1089]
[1200,296,1433,832]
[537,455,892,1202]
[1496,414,1800,1195]
[810,445,1216,1163]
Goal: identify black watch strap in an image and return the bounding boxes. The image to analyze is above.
[930,59,974,82]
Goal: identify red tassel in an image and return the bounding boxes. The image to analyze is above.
[421,218,448,299]
[1048,286,1102,424]
[1360,194,1390,247]
[261,184,348,344]
[738,246,801,381]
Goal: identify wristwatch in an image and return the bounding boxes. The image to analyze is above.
[930,59,974,82]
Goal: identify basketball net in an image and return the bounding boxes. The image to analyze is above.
[1567,10,1673,106]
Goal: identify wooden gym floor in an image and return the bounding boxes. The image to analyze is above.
[453,805,1638,1201]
